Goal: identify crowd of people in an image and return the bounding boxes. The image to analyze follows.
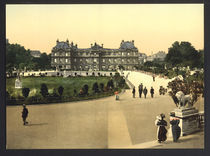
[132,83,155,99]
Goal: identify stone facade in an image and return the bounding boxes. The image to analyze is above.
[51,39,139,71]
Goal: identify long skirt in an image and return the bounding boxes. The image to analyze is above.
[157,126,167,142]
[172,126,181,142]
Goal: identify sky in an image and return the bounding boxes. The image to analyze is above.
[6,4,204,55]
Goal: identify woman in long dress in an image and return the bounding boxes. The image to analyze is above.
[155,113,168,143]
[170,113,181,142]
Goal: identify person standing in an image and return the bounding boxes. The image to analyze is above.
[150,87,154,98]
[143,87,148,99]
[153,75,155,82]
[155,113,168,143]
[132,87,136,98]
[170,112,181,142]
[22,104,28,125]
[139,83,143,98]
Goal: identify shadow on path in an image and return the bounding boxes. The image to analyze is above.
[26,123,48,126]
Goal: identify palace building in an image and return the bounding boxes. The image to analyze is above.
[51,39,140,71]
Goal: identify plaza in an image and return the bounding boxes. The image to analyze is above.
[6,71,204,149]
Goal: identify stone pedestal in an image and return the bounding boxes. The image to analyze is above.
[171,107,200,136]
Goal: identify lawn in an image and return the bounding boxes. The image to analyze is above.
[6,76,112,98]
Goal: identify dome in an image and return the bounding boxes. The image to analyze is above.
[120,40,136,49]
[54,41,70,49]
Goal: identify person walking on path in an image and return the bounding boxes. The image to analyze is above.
[153,75,155,82]
[150,87,154,98]
[143,87,148,99]
[132,87,136,98]
[138,83,143,98]
[155,113,168,143]
[170,112,181,142]
[22,104,28,125]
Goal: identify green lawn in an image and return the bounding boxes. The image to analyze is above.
[6,76,111,98]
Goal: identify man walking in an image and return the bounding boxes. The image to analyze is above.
[139,83,143,98]
[150,87,154,98]
[143,87,148,99]
[132,87,136,98]
[22,104,28,125]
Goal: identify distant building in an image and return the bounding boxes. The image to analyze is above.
[138,53,147,64]
[51,39,140,71]
[30,50,41,58]
[146,51,166,62]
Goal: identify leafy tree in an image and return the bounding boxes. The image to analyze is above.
[22,88,30,99]
[40,83,49,98]
[58,86,64,97]
[165,41,200,68]
[6,91,10,100]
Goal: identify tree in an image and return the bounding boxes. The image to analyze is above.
[58,86,64,97]
[40,83,49,98]
[22,88,30,99]
[165,41,200,68]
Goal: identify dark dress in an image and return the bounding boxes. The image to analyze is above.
[22,107,28,124]
[156,119,168,142]
[170,119,181,142]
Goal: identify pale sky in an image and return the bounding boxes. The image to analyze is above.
[6,4,204,55]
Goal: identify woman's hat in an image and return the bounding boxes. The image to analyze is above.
[170,112,175,117]
[160,113,165,118]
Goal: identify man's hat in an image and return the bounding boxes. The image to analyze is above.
[23,104,26,107]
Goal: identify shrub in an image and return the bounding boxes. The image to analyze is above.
[22,87,30,99]
[99,83,104,92]
[58,86,64,97]
[92,82,99,93]
[82,84,89,95]
[107,79,114,90]
[40,83,49,98]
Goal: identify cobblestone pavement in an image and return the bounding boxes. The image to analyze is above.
[6,71,204,149]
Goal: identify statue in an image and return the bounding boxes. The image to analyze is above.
[15,76,22,89]
[175,91,193,108]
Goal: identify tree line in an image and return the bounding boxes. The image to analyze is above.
[6,42,51,75]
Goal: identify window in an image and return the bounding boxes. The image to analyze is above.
[102,59,105,63]
[55,59,57,63]
[55,53,57,56]
[66,53,68,56]
[66,59,68,63]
